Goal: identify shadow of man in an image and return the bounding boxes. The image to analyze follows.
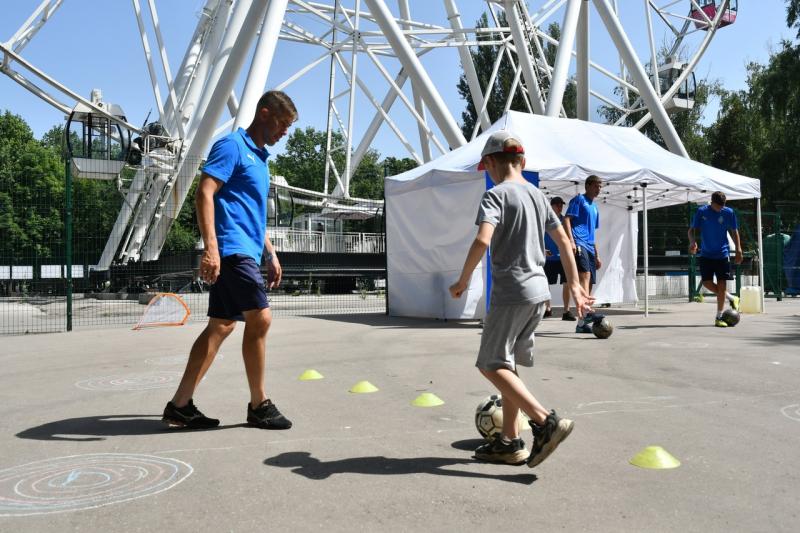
[264,451,536,485]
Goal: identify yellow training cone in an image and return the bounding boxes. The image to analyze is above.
[298,369,324,381]
[629,446,681,469]
[349,380,379,393]
[411,392,444,407]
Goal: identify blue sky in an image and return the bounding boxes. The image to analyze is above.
[0,1,793,160]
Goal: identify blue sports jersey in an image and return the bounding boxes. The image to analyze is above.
[202,128,270,263]
[544,214,563,261]
[691,204,738,259]
[565,194,599,251]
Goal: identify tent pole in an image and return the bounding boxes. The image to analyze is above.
[756,196,765,312]
[642,184,649,317]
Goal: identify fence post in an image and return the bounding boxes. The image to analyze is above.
[687,202,696,302]
[65,157,73,331]
[776,212,783,301]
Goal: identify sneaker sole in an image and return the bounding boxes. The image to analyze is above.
[527,419,574,468]
[474,449,528,465]
[246,417,292,430]
[161,416,220,430]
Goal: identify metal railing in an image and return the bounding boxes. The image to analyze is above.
[272,229,385,254]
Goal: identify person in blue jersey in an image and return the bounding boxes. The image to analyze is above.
[688,191,743,327]
[543,196,575,320]
[162,90,297,430]
[449,131,592,468]
[563,175,602,333]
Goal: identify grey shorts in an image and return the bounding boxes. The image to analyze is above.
[476,301,546,371]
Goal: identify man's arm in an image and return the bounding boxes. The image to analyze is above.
[196,173,224,284]
[264,233,282,288]
[730,229,743,264]
[688,227,698,254]
[563,216,577,254]
[449,222,494,298]
[549,225,594,317]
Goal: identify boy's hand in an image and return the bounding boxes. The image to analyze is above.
[569,282,595,318]
[449,280,468,298]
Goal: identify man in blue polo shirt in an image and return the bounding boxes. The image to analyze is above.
[688,191,743,327]
[162,90,297,430]
[564,175,602,333]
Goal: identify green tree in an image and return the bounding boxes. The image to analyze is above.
[0,112,64,263]
[457,17,575,137]
[271,126,416,201]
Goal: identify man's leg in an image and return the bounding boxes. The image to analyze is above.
[702,280,725,316]
[172,318,236,407]
[241,307,271,407]
[562,282,571,314]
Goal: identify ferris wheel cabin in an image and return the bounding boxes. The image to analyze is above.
[658,58,697,112]
[690,0,738,30]
[66,89,131,180]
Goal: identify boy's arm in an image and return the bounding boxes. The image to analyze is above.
[449,222,495,298]
[548,224,594,317]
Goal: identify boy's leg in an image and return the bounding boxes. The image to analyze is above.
[480,368,574,468]
[479,368,548,425]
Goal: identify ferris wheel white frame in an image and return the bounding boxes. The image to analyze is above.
[0,0,734,269]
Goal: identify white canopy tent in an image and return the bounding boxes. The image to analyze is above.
[385,111,762,319]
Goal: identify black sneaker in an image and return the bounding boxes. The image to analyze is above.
[562,310,577,321]
[474,435,527,465]
[247,399,292,429]
[162,399,220,429]
[543,308,553,318]
[527,410,574,468]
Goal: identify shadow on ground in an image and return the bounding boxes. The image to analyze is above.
[264,451,535,484]
[15,415,241,441]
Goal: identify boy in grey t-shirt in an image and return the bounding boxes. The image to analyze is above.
[450,131,592,468]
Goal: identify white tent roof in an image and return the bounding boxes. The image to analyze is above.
[387,111,760,209]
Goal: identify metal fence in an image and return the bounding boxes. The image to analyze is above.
[632,202,799,306]
[1,155,386,335]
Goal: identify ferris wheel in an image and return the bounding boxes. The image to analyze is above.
[0,0,737,269]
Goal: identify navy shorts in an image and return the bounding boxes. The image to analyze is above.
[698,257,732,282]
[575,246,596,285]
[544,260,566,284]
[208,254,269,321]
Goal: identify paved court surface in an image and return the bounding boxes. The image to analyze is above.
[1,299,799,532]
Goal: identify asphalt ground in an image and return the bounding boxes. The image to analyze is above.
[1,299,799,532]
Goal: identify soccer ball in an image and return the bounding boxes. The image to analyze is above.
[721,308,740,327]
[592,317,614,339]
[475,395,528,440]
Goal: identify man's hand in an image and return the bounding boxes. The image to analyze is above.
[545,249,553,257]
[267,255,282,288]
[734,250,743,265]
[200,249,221,284]
[595,256,602,269]
[449,279,468,298]
[689,242,698,255]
